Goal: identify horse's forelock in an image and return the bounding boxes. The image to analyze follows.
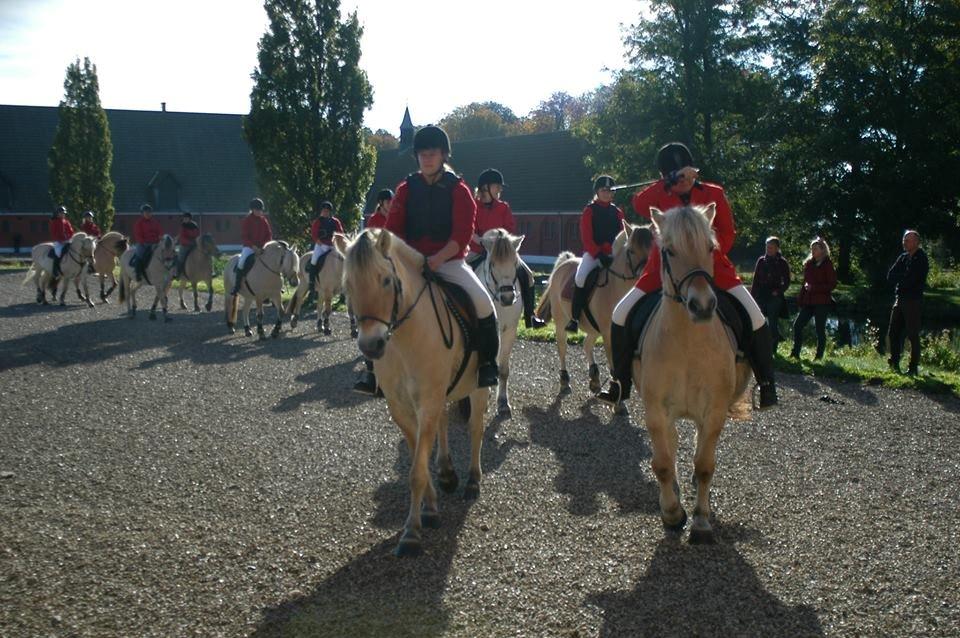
[630,224,654,251]
[660,206,717,260]
[490,231,517,263]
[346,230,378,275]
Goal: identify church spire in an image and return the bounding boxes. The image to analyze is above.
[399,107,414,148]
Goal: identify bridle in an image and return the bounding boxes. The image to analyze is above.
[606,246,646,281]
[660,246,714,304]
[355,256,432,342]
[482,254,518,305]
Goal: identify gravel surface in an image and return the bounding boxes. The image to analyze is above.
[1,270,958,637]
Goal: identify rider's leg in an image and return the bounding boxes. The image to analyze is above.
[133,244,148,281]
[598,287,646,404]
[309,244,330,289]
[435,259,499,388]
[517,261,545,328]
[52,241,65,277]
[567,253,597,333]
[729,285,778,408]
[231,247,255,295]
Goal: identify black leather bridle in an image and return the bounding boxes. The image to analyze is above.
[660,246,714,304]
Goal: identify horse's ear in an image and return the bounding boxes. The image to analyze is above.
[374,228,392,255]
[650,207,665,230]
[702,203,717,225]
[512,234,525,250]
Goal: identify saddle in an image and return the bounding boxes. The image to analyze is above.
[311,250,330,275]
[423,269,480,394]
[561,265,605,331]
[48,241,71,263]
[628,288,750,361]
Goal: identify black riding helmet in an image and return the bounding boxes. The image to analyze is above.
[656,142,694,176]
[52,205,66,219]
[477,169,505,189]
[376,188,394,203]
[140,204,153,213]
[249,198,265,211]
[181,211,192,219]
[593,175,615,192]
[317,201,334,216]
[413,125,451,157]
[83,210,94,219]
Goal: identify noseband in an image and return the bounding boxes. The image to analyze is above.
[661,246,714,304]
[484,258,518,305]
[355,256,430,341]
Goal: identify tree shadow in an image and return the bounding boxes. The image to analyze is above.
[0,300,92,318]
[253,402,524,638]
[271,357,369,413]
[587,524,824,637]
[524,396,659,516]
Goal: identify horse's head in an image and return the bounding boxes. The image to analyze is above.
[345,229,403,359]
[159,235,177,266]
[613,222,655,278]
[75,233,96,258]
[650,204,718,322]
[200,234,221,256]
[482,228,523,307]
[277,242,300,288]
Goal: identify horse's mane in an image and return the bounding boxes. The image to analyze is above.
[346,229,422,275]
[162,234,174,249]
[487,229,519,263]
[612,228,629,254]
[71,231,90,242]
[658,206,718,257]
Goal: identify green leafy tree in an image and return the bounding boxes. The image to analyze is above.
[439,102,519,141]
[365,127,399,151]
[48,57,115,231]
[244,0,375,239]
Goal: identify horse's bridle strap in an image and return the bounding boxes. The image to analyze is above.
[661,247,713,304]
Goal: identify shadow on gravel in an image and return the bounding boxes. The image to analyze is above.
[253,406,523,638]
[0,300,91,318]
[524,396,659,516]
[587,525,824,637]
[272,358,367,413]
[778,372,880,407]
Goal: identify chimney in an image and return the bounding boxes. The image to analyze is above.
[161,102,166,112]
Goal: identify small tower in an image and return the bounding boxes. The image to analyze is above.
[399,107,414,149]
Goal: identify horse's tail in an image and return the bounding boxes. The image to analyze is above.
[21,264,37,287]
[728,390,752,421]
[285,287,301,317]
[535,293,551,324]
[227,293,240,325]
[535,252,576,323]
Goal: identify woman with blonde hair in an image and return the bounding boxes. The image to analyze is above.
[790,237,837,360]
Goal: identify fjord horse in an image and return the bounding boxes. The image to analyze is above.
[177,234,220,312]
[637,204,751,544]
[536,223,650,414]
[92,231,128,302]
[344,229,490,557]
[287,234,357,336]
[224,241,299,339]
[118,235,177,321]
[24,232,97,307]
[475,228,525,417]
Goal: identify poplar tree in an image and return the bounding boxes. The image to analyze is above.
[48,57,115,230]
[244,0,375,240]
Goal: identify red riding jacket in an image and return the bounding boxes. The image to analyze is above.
[470,199,516,253]
[81,220,101,238]
[178,221,200,247]
[365,210,388,229]
[580,200,624,257]
[133,217,163,245]
[311,216,344,246]
[50,218,74,243]
[386,173,475,261]
[632,180,741,292]
[241,213,273,249]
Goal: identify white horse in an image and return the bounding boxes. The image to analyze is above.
[117,235,177,321]
[23,232,97,307]
[476,229,525,417]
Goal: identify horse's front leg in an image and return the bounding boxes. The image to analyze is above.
[149,287,160,321]
[645,407,686,533]
[555,316,571,394]
[497,325,517,417]
[104,273,117,302]
[74,274,87,303]
[81,272,93,307]
[193,281,201,312]
[256,300,266,339]
[690,411,725,544]
[466,386,490,500]
[585,333,601,393]
[205,278,213,312]
[178,279,187,310]
[270,293,284,338]
[161,281,172,322]
[242,297,253,336]
[387,398,439,557]
[435,409,457,495]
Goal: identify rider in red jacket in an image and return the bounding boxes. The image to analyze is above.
[49,205,74,277]
[597,142,779,409]
[80,211,101,239]
[174,212,201,278]
[232,198,273,295]
[365,189,392,229]
[307,201,345,288]
[132,204,164,281]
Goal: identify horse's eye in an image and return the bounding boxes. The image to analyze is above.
[382,276,391,287]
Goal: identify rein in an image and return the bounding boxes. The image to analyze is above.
[660,246,713,304]
[607,249,646,281]
[355,256,431,340]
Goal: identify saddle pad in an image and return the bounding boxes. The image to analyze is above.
[560,263,601,302]
[630,289,745,360]
[432,276,479,337]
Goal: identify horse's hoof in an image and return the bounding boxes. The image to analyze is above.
[228,326,236,334]
[290,318,299,329]
[179,302,188,310]
[271,329,281,339]
[662,509,688,534]
[689,527,716,545]
[350,328,359,339]
[86,301,94,308]
[258,333,267,341]
[589,378,602,393]
[149,313,157,321]
[244,327,253,337]
[614,401,629,416]
[437,469,459,494]
[464,480,480,501]
[559,369,570,387]
[588,363,600,379]
[59,301,66,307]
[323,327,331,336]
[497,402,512,418]
[394,533,423,558]
[205,303,213,312]
[421,509,441,529]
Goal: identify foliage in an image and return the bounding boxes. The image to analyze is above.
[48,57,115,232]
[439,102,519,142]
[245,0,375,243]
[365,127,398,151]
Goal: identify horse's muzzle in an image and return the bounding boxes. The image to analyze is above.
[499,292,516,306]
[358,334,387,359]
[688,296,717,323]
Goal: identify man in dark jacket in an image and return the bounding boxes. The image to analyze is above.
[886,230,929,375]
[751,236,791,346]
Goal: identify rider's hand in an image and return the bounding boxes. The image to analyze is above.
[427,254,445,272]
[668,166,699,195]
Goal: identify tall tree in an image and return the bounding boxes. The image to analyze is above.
[48,57,115,231]
[245,0,375,238]
[439,102,519,141]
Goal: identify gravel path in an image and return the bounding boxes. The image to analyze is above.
[1,270,958,637]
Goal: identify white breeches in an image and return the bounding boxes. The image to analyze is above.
[53,242,66,258]
[238,247,255,269]
[434,259,495,318]
[728,284,766,330]
[612,284,765,330]
[613,287,645,326]
[311,243,332,265]
[575,252,599,287]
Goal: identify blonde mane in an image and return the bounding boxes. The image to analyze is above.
[657,205,718,259]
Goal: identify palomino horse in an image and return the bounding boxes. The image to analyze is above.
[92,231,128,302]
[344,229,490,557]
[287,234,357,337]
[223,241,299,339]
[637,204,751,544]
[476,228,525,417]
[118,235,177,321]
[535,223,650,414]
[23,232,97,307]
[177,234,220,312]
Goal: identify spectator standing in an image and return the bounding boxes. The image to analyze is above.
[750,236,791,346]
[886,230,929,375]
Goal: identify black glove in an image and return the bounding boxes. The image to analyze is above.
[598,253,613,268]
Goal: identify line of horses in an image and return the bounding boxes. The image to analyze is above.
[21,204,751,556]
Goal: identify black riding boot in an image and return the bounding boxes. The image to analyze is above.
[307,261,319,289]
[566,285,587,333]
[231,259,252,295]
[597,323,633,405]
[749,324,779,409]
[353,358,381,396]
[476,314,500,388]
[52,254,62,279]
[518,267,545,328]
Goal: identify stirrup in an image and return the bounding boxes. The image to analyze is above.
[596,380,623,406]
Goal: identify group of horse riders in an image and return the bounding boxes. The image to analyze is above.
[43,123,780,411]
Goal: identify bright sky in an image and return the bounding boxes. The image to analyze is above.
[0,0,645,134]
